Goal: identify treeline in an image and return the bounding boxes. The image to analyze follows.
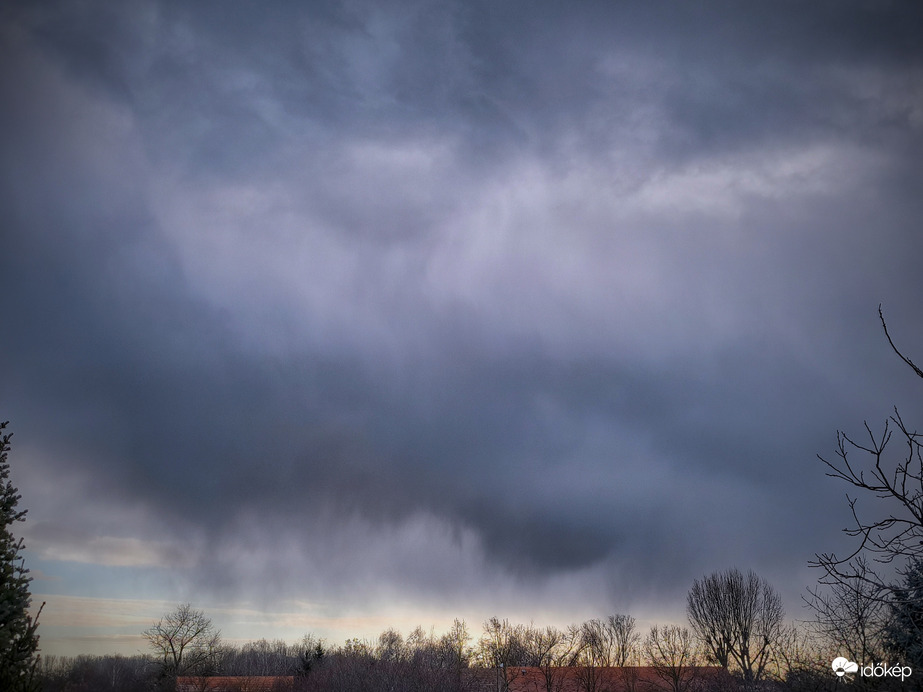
[32,600,914,692]
[35,629,464,692]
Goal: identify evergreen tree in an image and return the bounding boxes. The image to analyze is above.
[883,559,923,671]
[0,421,42,692]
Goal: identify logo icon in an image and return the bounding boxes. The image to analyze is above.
[832,657,859,677]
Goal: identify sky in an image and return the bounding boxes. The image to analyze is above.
[1,0,922,659]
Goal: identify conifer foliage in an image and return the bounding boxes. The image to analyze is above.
[0,421,42,692]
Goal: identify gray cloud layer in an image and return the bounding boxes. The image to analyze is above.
[2,0,922,624]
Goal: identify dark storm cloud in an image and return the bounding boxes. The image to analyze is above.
[2,0,923,621]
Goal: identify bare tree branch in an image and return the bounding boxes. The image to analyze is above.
[880,304,923,380]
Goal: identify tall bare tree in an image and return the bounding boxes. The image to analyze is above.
[644,625,701,692]
[526,625,575,692]
[478,618,527,692]
[605,614,640,667]
[686,568,784,684]
[143,603,221,681]
[438,618,471,690]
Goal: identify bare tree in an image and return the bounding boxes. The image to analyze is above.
[579,619,608,667]
[644,625,701,692]
[36,654,155,692]
[761,623,836,691]
[805,557,887,666]
[812,307,923,583]
[572,659,603,692]
[569,622,598,692]
[562,614,640,692]
[813,413,923,581]
[478,618,528,692]
[143,603,221,681]
[300,624,473,692]
[221,638,301,677]
[808,307,923,681]
[605,613,640,667]
[526,625,576,692]
[686,568,784,684]
[377,628,406,663]
[438,618,471,691]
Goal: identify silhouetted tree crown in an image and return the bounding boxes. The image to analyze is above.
[686,568,783,683]
[143,603,221,680]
